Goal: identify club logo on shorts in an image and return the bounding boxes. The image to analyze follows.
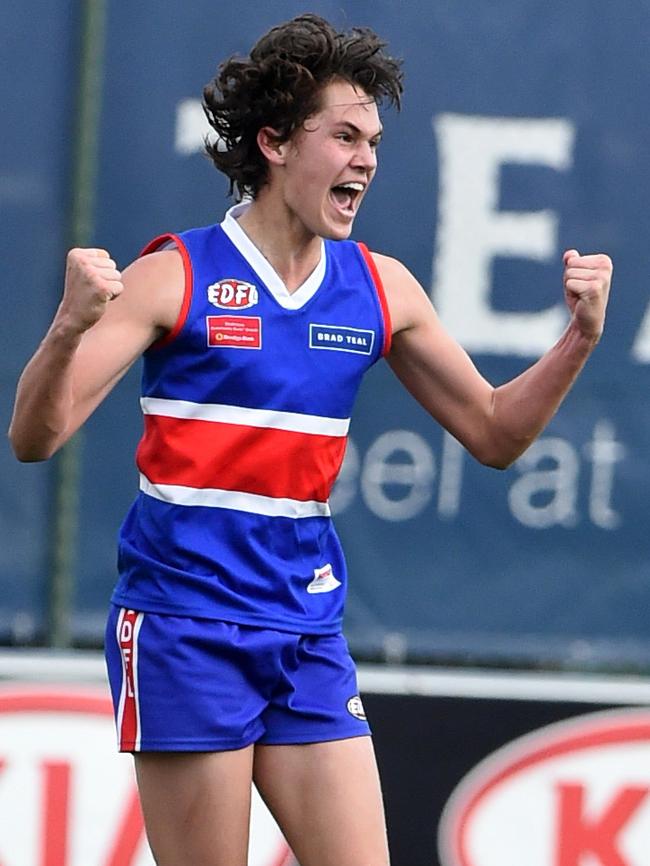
[347,696,367,721]
[208,279,259,310]
[306,563,342,594]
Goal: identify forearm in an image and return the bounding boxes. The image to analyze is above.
[8,317,84,461]
[487,322,599,468]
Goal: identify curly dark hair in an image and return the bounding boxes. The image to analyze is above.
[203,14,403,199]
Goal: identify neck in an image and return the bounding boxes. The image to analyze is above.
[235,194,323,294]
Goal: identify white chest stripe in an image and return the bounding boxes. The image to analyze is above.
[140,397,350,437]
[140,475,332,519]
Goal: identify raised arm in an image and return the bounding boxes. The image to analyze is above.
[8,246,184,462]
[376,249,612,469]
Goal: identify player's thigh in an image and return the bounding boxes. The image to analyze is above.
[135,747,254,866]
[253,736,389,866]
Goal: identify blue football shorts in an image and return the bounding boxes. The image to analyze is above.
[104,605,371,751]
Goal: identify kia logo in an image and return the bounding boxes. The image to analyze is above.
[438,708,650,866]
[0,688,292,866]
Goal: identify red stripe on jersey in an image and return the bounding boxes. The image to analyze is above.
[358,242,393,356]
[136,415,347,503]
[117,609,141,751]
[140,233,193,350]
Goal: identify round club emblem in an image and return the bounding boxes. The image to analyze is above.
[347,695,367,721]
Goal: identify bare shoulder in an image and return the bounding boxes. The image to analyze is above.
[365,250,434,335]
[367,250,412,286]
[119,247,186,335]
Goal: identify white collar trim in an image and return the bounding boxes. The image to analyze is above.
[220,202,326,310]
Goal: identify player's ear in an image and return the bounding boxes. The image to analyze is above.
[257,127,288,165]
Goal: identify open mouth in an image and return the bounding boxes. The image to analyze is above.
[329,181,365,215]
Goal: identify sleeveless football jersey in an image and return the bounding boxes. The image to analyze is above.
[111,203,391,633]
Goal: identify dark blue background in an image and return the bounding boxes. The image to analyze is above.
[2,0,649,667]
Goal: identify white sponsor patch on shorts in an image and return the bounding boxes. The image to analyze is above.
[306,563,342,594]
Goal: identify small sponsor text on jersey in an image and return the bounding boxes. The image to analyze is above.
[309,324,375,355]
[206,315,262,349]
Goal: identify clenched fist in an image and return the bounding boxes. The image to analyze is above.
[61,248,124,332]
[563,249,613,343]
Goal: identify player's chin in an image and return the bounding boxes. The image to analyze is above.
[323,215,356,240]
[318,200,359,240]
[330,226,354,241]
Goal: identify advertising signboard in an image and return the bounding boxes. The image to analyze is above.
[0,686,292,866]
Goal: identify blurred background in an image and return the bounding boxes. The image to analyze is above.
[2,2,650,864]
[3,0,649,670]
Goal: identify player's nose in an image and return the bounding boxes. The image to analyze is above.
[352,140,377,173]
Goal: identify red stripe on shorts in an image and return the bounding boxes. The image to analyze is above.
[116,608,144,751]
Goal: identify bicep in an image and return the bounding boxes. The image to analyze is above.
[389,312,489,411]
[71,315,155,416]
[382,264,495,454]
[70,250,184,422]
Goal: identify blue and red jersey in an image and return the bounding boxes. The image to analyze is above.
[111,204,391,634]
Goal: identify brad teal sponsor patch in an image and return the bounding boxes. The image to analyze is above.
[309,324,375,355]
